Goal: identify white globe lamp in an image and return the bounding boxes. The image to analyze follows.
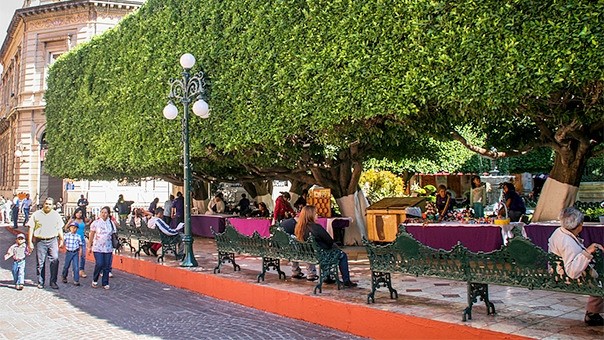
[180,53,196,69]
[163,102,178,120]
[193,99,209,119]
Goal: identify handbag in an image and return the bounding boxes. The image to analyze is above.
[110,221,120,249]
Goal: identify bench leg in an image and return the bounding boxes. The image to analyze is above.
[367,271,398,304]
[258,257,283,282]
[214,251,240,274]
[464,282,495,321]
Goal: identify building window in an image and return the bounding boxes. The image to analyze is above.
[44,51,63,89]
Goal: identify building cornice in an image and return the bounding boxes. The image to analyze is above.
[1,0,144,58]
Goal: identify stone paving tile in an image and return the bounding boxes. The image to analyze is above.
[0,227,363,340]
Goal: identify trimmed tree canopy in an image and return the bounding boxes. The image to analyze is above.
[46,0,603,194]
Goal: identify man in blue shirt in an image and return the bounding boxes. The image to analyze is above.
[21,194,32,228]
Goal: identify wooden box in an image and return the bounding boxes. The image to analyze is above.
[366,197,426,242]
[307,188,331,217]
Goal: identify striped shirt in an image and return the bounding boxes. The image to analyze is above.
[64,232,83,252]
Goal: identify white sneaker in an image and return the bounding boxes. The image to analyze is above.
[108,272,114,278]
[92,282,99,288]
[103,285,110,290]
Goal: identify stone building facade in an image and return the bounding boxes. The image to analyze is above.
[0,0,150,207]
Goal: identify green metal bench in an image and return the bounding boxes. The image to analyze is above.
[364,225,604,321]
[157,232,182,263]
[213,224,343,294]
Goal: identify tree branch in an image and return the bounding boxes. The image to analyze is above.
[450,130,535,159]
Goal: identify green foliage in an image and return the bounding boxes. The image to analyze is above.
[359,170,405,204]
[582,207,604,221]
[44,0,604,190]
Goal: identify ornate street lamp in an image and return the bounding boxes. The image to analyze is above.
[163,53,209,267]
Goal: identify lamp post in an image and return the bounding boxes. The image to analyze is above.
[163,53,209,267]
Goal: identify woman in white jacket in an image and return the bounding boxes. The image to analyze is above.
[548,207,604,326]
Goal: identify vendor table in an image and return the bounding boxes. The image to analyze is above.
[171,214,234,237]
[402,222,505,253]
[225,217,351,243]
[226,217,272,237]
[523,222,604,251]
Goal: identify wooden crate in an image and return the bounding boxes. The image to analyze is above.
[366,197,426,242]
[307,188,331,217]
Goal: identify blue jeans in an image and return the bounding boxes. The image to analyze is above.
[23,208,30,226]
[338,250,351,282]
[62,250,80,282]
[93,252,113,286]
[36,238,59,286]
[79,242,87,271]
[12,260,25,285]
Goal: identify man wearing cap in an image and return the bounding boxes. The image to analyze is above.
[274,191,295,223]
[27,197,64,289]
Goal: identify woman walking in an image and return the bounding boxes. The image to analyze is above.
[88,206,115,289]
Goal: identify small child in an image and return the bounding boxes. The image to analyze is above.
[4,233,29,290]
[61,222,84,286]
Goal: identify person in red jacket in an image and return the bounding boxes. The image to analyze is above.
[274,192,295,223]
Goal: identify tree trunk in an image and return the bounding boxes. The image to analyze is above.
[286,143,367,242]
[288,179,307,205]
[532,136,591,221]
[242,180,274,211]
[336,189,369,245]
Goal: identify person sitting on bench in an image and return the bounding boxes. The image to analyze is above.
[148,208,185,258]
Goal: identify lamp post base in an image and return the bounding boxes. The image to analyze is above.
[180,236,198,267]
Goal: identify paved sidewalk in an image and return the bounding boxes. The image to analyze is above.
[0,226,363,339]
[2,224,603,339]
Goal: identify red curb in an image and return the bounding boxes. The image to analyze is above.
[112,252,527,340]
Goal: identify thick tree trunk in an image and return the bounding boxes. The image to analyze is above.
[532,134,591,221]
[287,143,367,242]
[242,180,274,210]
[288,180,307,205]
[336,190,369,245]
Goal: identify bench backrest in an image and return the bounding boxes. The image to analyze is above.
[213,224,326,263]
[364,225,604,296]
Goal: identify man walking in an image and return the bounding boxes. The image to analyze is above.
[27,197,64,289]
[21,194,32,227]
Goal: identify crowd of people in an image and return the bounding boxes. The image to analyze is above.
[2,189,602,327]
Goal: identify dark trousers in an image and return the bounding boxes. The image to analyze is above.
[93,252,113,286]
[23,208,30,226]
[36,238,59,286]
[12,206,19,229]
[338,250,351,282]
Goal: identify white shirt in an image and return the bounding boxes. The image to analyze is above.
[548,227,596,279]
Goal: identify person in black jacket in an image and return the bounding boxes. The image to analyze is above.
[294,205,357,287]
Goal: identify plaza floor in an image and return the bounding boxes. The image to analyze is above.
[5,225,603,339]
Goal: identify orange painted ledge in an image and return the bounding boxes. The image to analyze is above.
[112,254,526,340]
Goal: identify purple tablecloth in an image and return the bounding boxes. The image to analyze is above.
[403,223,504,253]
[171,214,232,237]
[223,217,351,239]
[226,218,272,237]
[524,222,604,250]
